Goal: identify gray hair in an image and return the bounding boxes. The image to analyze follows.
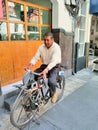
[44,32,54,39]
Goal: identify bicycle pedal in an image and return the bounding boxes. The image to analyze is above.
[45,96,50,100]
[43,96,50,104]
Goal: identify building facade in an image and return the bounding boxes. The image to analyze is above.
[89,15,98,56]
[0,0,91,87]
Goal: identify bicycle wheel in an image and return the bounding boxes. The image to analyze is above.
[10,89,39,129]
[56,75,65,102]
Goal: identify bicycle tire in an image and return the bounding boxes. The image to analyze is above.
[56,75,65,102]
[10,89,39,129]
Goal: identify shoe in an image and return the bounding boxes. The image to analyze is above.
[51,92,57,103]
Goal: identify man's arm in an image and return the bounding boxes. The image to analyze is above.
[25,46,41,70]
[40,67,49,80]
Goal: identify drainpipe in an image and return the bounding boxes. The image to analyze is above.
[72,17,76,75]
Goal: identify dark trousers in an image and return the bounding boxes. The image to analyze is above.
[34,64,60,97]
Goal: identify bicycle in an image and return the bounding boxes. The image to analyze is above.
[10,65,66,129]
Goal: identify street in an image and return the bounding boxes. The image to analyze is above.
[0,68,98,130]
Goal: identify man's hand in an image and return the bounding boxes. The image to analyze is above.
[41,68,49,80]
[24,63,33,71]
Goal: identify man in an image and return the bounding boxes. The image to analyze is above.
[26,32,61,103]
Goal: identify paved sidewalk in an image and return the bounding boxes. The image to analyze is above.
[0,68,98,130]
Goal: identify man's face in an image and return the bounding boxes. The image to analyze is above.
[44,36,54,48]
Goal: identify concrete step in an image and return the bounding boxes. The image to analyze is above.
[4,94,18,111]
[2,81,22,98]
[3,86,20,111]
[2,82,22,111]
[0,95,4,107]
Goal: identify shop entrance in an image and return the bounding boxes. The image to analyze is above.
[0,0,51,86]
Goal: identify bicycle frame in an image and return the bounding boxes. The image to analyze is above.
[22,70,50,102]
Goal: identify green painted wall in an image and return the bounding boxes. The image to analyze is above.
[24,0,52,8]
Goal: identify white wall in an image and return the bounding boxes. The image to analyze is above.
[85,0,92,43]
[50,0,72,32]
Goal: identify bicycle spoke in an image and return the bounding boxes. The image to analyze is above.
[10,91,39,129]
[17,105,24,123]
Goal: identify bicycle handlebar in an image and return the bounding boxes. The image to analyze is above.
[24,68,41,76]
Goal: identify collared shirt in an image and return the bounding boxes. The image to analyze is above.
[30,42,61,70]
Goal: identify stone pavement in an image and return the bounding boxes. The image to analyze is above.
[0,67,98,130]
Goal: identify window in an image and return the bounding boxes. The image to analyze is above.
[0,0,6,20]
[0,0,51,41]
[79,30,85,43]
[8,2,24,22]
[41,27,50,40]
[28,26,39,40]
[96,20,98,32]
[81,3,86,16]
[78,44,85,56]
[10,23,25,40]
[80,16,86,29]
[0,22,8,41]
[27,7,39,24]
[41,10,51,24]
[8,1,25,41]
[92,20,95,26]
[95,37,98,41]
[91,29,94,35]
[78,2,87,57]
